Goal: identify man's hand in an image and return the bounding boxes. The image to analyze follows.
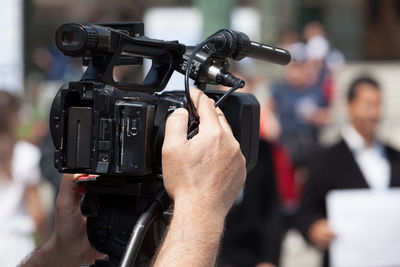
[308,218,335,250]
[154,88,247,266]
[52,174,104,265]
[162,88,246,217]
[23,174,103,267]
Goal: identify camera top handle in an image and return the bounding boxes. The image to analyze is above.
[56,23,186,93]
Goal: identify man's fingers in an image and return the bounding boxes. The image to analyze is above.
[56,174,81,210]
[164,108,189,148]
[216,107,234,135]
[189,88,221,131]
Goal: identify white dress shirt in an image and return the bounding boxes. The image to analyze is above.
[0,141,42,267]
[342,125,390,190]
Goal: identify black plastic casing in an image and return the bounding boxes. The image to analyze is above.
[50,82,260,177]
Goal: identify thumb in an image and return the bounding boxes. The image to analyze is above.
[163,108,189,148]
[56,174,81,213]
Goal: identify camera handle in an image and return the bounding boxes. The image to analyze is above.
[119,188,170,267]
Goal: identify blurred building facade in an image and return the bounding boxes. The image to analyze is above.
[26,0,400,63]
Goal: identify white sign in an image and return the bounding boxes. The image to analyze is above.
[0,0,23,93]
[327,189,400,267]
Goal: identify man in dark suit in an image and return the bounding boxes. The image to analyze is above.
[218,140,282,267]
[296,76,400,267]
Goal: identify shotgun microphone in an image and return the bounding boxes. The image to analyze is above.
[210,29,291,65]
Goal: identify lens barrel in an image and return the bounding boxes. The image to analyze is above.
[55,23,99,56]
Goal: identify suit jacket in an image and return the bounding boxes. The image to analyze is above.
[296,139,400,267]
[218,140,282,267]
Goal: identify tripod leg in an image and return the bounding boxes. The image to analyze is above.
[119,189,170,267]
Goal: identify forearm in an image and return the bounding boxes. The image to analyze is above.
[153,199,225,267]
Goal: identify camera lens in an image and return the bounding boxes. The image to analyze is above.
[55,23,99,57]
[62,31,80,46]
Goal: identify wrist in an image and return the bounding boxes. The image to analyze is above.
[174,196,226,224]
[35,235,82,267]
[24,235,66,267]
[174,192,231,220]
[172,197,225,238]
[154,197,225,266]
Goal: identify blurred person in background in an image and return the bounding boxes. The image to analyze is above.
[303,21,344,74]
[302,21,344,110]
[271,41,331,165]
[0,90,45,267]
[218,137,282,267]
[269,41,332,228]
[218,69,283,267]
[303,21,330,69]
[31,45,82,83]
[296,76,400,267]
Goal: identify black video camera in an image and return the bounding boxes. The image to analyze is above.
[50,22,290,267]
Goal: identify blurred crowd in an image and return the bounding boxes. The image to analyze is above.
[218,21,345,267]
[1,13,399,267]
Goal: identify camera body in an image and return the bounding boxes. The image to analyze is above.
[50,81,260,177]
